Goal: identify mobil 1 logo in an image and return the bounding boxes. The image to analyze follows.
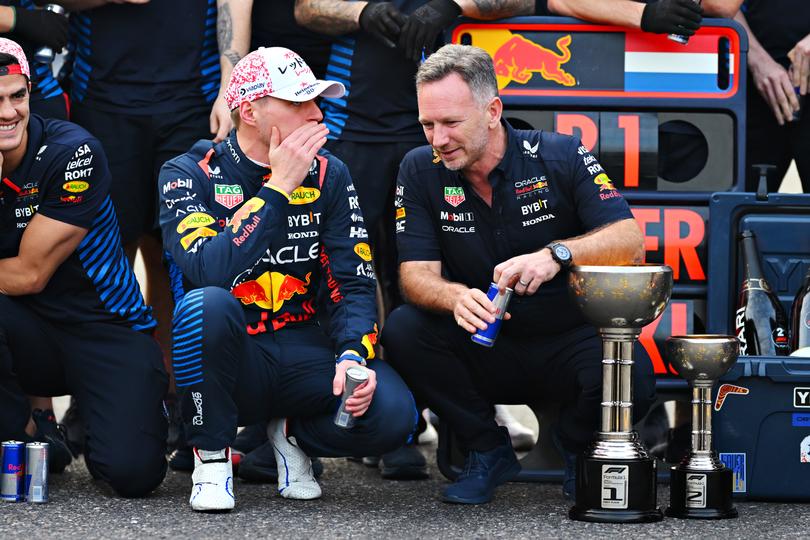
[601,465,629,509]
[685,473,707,508]
[795,387,810,408]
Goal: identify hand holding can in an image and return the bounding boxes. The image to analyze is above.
[334,366,370,429]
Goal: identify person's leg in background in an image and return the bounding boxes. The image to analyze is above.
[745,77,794,192]
[325,139,430,479]
[788,102,810,193]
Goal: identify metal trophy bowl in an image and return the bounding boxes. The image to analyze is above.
[568,265,673,523]
[665,335,740,519]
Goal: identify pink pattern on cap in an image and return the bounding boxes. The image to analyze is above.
[0,38,29,79]
[224,47,344,110]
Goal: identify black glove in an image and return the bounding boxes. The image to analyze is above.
[640,0,702,36]
[359,2,407,49]
[398,0,461,62]
[12,7,70,51]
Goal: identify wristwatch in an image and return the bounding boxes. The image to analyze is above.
[546,242,573,270]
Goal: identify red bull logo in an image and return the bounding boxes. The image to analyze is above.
[231,271,312,312]
[493,34,576,89]
[230,197,265,233]
[594,173,616,191]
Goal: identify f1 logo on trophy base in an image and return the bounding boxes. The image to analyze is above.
[665,335,739,519]
[567,265,673,523]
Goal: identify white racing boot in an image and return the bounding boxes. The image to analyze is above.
[190,447,235,512]
[268,418,322,500]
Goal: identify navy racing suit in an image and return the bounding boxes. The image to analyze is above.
[158,131,415,455]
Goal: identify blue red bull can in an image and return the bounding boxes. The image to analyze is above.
[1,441,26,502]
[471,283,513,347]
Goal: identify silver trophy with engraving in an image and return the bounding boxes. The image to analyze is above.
[568,265,672,523]
[665,335,739,519]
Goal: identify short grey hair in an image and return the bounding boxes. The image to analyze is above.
[415,44,498,105]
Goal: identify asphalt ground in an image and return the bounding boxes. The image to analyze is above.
[1,444,808,539]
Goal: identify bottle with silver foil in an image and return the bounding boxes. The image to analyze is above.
[334,366,369,429]
[32,5,67,65]
[790,267,810,354]
[734,230,789,355]
[25,442,48,503]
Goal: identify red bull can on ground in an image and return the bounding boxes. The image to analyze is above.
[471,283,513,347]
[335,366,369,429]
[25,442,48,503]
[1,441,25,502]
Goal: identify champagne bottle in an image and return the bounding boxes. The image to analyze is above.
[734,230,790,356]
[790,267,810,352]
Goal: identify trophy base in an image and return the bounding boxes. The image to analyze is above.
[666,466,738,520]
[569,456,663,523]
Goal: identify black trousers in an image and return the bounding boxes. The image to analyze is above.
[0,296,168,497]
[325,140,423,312]
[745,75,810,193]
[71,102,212,244]
[382,305,657,454]
[172,287,417,457]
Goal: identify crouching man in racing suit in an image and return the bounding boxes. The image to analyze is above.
[159,47,416,512]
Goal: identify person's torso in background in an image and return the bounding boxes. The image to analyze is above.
[68,0,219,114]
[321,0,428,143]
[1,0,63,106]
[743,0,810,68]
[251,0,333,79]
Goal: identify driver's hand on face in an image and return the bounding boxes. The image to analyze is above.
[265,121,328,195]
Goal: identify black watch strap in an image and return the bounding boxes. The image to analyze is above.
[546,242,573,269]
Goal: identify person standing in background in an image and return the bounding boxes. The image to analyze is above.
[735,1,810,193]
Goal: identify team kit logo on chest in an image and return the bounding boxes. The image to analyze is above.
[444,186,465,207]
[215,184,244,209]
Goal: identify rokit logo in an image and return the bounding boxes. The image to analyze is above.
[795,387,810,408]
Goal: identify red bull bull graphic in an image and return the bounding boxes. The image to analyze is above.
[493,34,576,89]
[230,197,265,232]
[452,23,742,99]
[231,271,312,312]
[361,323,379,359]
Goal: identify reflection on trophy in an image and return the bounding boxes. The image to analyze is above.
[665,335,740,519]
[568,265,673,523]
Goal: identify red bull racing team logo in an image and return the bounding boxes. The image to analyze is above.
[493,34,576,89]
[231,271,312,312]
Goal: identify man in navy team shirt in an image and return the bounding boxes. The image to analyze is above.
[0,38,167,498]
[382,44,656,505]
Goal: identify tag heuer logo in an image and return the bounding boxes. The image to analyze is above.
[214,184,244,209]
[444,186,465,207]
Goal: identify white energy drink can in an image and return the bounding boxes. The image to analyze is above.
[25,442,48,503]
[334,366,369,429]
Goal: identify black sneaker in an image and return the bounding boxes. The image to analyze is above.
[60,398,85,457]
[31,408,73,474]
[232,423,268,455]
[380,444,429,480]
[165,398,185,453]
[238,440,323,483]
[169,446,194,472]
